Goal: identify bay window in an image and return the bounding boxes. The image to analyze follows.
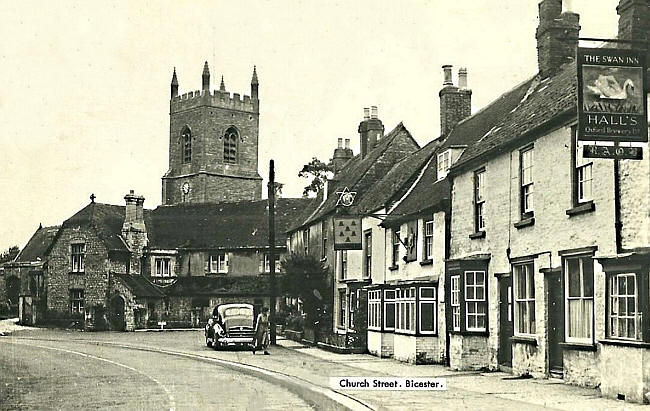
[451,275,460,331]
[368,290,381,330]
[608,273,641,340]
[384,290,396,330]
[419,287,437,334]
[395,287,416,333]
[465,271,487,331]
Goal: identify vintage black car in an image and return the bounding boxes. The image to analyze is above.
[205,303,255,349]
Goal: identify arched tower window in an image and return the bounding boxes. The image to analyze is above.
[224,127,239,164]
[182,126,192,164]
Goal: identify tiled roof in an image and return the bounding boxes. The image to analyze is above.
[292,122,420,231]
[147,198,317,249]
[114,274,165,298]
[15,225,61,262]
[352,138,443,215]
[162,275,271,296]
[64,203,128,252]
[452,62,576,170]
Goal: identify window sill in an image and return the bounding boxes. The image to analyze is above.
[566,201,595,217]
[69,271,85,275]
[388,265,399,271]
[511,335,538,345]
[599,339,650,349]
[449,330,489,337]
[469,231,486,239]
[206,272,228,275]
[559,342,597,351]
[514,217,535,229]
[419,259,433,266]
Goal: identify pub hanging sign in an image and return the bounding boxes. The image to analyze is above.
[333,217,362,250]
[577,47,647,143]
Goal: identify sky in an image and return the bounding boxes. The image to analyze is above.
[0,0,620,252]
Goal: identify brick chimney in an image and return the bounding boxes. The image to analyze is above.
[331,138,354,174]
[358,106,384,158]
[617,0,650,44]
[122,190,147,274]
[439,65,472,136]
[536,0,580,78]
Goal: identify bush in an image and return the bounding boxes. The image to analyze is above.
[92,304,107,331]
[45,309,84,329]
[280,253,332,326]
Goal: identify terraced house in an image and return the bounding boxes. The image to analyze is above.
[444,0,650,403]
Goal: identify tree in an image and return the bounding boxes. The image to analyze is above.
[298,157,334,198]
[0,246,19,264]
[280,253,332,327]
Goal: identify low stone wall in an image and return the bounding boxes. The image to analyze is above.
[600,343,650,404]
[563,348,599,388]
[449,334,491,370]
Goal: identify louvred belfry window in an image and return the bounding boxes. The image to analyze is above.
[182,127,192,164]
[224,127,238,163]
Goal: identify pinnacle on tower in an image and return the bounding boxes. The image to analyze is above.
[202,61,210,91]
[251,65,259,85]
[251,65,259,100]
[220,75,226,92]
[171,67,179,98]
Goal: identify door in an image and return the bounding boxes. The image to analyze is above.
[547,272,564,375]
[110,295,126,331]
[498,275,513,367]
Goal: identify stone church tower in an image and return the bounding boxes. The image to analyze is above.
[161,62,262,205]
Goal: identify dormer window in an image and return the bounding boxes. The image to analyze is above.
[437,150,451,180]
[182,127,192,164]
[224,127,239,164]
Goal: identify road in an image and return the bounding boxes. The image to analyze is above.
[0,337,315,410]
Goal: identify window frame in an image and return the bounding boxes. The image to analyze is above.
[395,287,416,334]
[513,262,536,336]
[419,286,437,335]
[564,254,595,344]
[519,146,534,218]
[363,230,372,278]
[474,169,486,233]
[348,290,356,329]
[223,127,239,164]
[451,275,461,331]
[209,253,229,274]
[464,270,487,332]
[339,250,348,280]
[368,290,382,331]
[70,289,84,314]
[303,229,310,255]
[391,229,400,267]
[182,127,192,164]
[571,127,594,207]
[260,253,281,274]
[71,243,85,273]
[608,272,641,341]
[437,150,451,180]
[321,220,328,259]
[338,290,347,329]
[154,257,173,277]
[423,220,434,261]
[383,289,396,331]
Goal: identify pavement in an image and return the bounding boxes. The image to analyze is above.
[0,319,646,410]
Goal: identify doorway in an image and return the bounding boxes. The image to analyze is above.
[109,295,126,331]
[547,271,564,377]
[498,275,513,368]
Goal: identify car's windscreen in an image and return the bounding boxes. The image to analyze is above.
[223,307,252,317]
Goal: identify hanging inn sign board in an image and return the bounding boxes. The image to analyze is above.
[577,47,647,144]
[333,217,362,250]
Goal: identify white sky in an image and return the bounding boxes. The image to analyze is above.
[0,0,620,251]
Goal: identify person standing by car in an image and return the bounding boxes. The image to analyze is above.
[252,306,270,355]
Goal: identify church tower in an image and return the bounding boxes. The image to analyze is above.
[162,62,262,205]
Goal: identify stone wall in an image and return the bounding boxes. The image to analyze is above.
[367,331,394,357]
[449,334,491,371]
[599,344,650,404]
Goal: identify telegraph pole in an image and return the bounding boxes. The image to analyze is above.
[268,159,277,345]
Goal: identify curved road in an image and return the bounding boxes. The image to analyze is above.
[0,338,315,410]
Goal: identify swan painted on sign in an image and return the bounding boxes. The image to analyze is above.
[587,74,636,100]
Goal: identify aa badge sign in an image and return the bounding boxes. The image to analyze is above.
[577,47,648,142]
[333,217,362,250]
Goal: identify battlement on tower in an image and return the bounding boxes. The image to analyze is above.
[171,89,257,113]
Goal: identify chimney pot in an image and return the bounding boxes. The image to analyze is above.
[562,0,574,12]
[363,108,370,120]
[442,65,453,85]
[458,68,468,88]
[344,138,350,149]
[337,138,343,148]
[371,106,378,119]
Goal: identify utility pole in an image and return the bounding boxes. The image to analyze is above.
[268,159,277,345]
